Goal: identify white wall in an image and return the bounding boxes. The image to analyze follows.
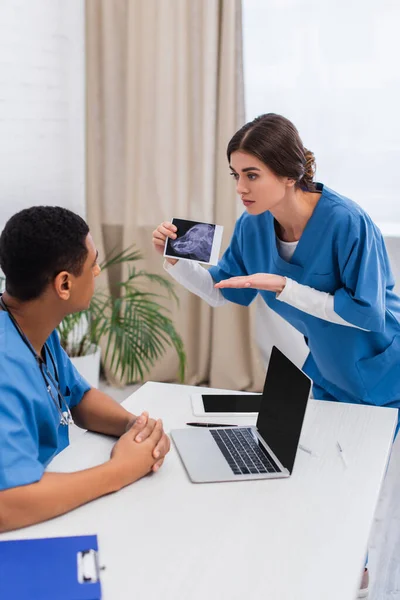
[242,0,400,228]
[0,0,85,232]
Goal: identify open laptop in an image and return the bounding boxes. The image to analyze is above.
[171,346,312,483]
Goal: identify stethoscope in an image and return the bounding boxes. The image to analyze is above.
[0,295,74,426]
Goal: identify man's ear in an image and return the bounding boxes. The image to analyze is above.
[54,271,72,300]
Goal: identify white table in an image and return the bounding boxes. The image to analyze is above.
[1,382,397,600]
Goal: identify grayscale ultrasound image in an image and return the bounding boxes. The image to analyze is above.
[166,219,216,262]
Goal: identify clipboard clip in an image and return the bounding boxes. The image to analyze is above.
[77,549,105,584]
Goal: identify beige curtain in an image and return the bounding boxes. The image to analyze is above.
[86,0,264,390]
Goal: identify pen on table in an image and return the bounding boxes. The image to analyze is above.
[186,422,238,428]
[336,441,348,468]
[298,443,314,456]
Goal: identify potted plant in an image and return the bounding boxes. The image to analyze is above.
[56,246,185,387]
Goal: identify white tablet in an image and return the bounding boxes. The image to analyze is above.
[164,217,223,266]
[191,393,262,417]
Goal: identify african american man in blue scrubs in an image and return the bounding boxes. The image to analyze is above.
[0,206,170,532]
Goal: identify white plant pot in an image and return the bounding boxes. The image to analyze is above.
[70,344,101,389]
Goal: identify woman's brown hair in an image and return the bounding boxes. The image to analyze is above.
[227,113,316,192]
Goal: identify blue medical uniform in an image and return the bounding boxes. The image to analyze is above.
[0,312,91,490]
[209,184,400,422]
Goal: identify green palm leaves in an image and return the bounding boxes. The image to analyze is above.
[57,247,185,382]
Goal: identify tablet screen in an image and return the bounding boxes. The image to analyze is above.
[202,394,261,413]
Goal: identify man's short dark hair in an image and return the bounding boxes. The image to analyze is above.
[0,206,90,301]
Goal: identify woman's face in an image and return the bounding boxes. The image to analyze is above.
[229,151,294,215]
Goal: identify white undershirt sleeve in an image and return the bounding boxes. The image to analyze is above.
[277,277,369,330]
[164,259,368,330]
[163,260,228,308]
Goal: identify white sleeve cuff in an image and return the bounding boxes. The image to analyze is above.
[276,277,368,330]
[163,260,228,308]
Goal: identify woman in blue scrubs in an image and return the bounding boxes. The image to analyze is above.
[155,113,400,422]
[153,113,400,596]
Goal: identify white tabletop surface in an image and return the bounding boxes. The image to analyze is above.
[1,382,397,600]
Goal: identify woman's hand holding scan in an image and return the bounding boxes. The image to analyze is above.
[152,221,178,265]
[215,273,286,294]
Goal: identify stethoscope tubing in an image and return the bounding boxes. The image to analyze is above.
[0,295,74,426]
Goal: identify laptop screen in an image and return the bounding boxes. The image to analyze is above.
[256,346,311,473]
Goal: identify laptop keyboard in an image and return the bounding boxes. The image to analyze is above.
[210,428,281,475]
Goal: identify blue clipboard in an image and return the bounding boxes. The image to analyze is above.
[0,534,102,599]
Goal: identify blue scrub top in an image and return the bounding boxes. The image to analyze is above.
[209,184,400,413]
[0,312,91,491]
